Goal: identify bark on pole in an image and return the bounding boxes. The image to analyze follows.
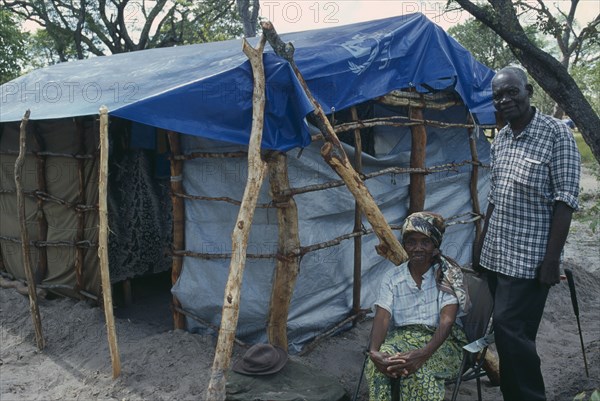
[467,117,482,252]
[15,109,45,350]
[98,106,121,379]
[261,21,407,265]
[32,127,48,284]
[167,131,186,330]
[408,105,427,214]
[351,107,363,316]
[74,118,87,295]
[266,151,300,350]
[205,35,268,401]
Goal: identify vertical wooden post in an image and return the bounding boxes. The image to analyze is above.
[122,279,133,307]
[206,35,268,401]
[98,106,121,379]
[0,126,4,273]
[14,109,45,350]
[266,151,300,350]
[167,130,186,330]
[408,105,427,214]
[32,125,48,284]
[350,107,362,317]
[467,117,483,258]
[74,118,87,293]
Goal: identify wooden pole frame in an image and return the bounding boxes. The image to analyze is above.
[266,151,300,350]
[74,118,88,294]
[332,115,479,134]
[261,21,408,266]
[350,106,363,317]
[167,130,187,330]
[98,106,121,378]
[408,105,427,214]
[206,34,268,401]
[0,125,4,273]
[31,124,48,284]
[467,116,483,259]
[14,109,45,350]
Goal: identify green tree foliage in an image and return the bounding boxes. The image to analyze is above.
[570,38,600,116]
[517,0,599,69]
[0,7,27,83]
[2,0,244,68]
[448,16,544,71]
[515,1,600,118]
[450,0,600,164]
[152,0,244,47]
[448,5,600,117]
[448,18,514,70]
[25,26,78,68]
[236,0,259,37]
[447,17,554,114]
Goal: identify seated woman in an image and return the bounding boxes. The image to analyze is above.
[366,212,471,401]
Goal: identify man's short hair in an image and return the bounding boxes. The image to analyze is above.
[495,66,529,85]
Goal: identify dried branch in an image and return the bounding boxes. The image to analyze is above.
[207,34,268,401]
[0,149,96,158]
[14,109,45,350]
[333,115,477,134]
[171,151,247,160]
[172,191,273,209]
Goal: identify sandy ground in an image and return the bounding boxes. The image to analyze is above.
[1,168,598,401]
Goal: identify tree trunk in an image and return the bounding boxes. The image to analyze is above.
[237,0,259,37]
[453,0,600,165]
[512,46,600,164]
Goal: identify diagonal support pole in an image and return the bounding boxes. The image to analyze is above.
[260,21,407,265]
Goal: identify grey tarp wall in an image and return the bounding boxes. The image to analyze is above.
[172,105,491,352]
[0,119,101,295]
[0,119,172,292]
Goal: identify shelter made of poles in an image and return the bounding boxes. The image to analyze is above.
[0,12,497,361]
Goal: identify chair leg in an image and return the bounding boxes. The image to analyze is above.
[352,352,369,401]
[451,353,469,401]
[476,377,482,401]
[390,377,401,401]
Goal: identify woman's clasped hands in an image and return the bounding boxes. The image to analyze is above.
[369,349,430,379]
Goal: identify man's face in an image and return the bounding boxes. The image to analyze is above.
[492,71,532,124]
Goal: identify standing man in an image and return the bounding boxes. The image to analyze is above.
[473,66,580,401]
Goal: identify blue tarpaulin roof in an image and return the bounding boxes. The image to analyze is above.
[0,13,496,151]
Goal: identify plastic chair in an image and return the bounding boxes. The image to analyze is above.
[447,270,495,401]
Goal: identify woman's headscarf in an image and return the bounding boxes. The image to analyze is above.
[401,211,445,248]
[402,212,471,315]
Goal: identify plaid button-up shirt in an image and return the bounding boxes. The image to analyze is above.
[481,109,580,279]
[374,262,459,327]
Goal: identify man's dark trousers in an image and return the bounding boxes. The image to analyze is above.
[487,270,550,401]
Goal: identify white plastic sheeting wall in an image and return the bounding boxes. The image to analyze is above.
[172,106,491,352]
